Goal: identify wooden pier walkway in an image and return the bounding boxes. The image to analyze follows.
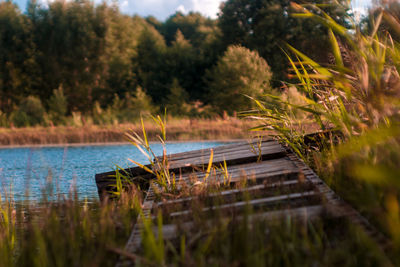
[95,139,388,266]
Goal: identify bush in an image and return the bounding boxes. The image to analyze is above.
[205,45,272,115]
[92,88,157,125]
[48,85,68,125]
[10,96,46,127]
[165,78,190,116]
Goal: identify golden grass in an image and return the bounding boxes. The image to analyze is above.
[0,117,258,146]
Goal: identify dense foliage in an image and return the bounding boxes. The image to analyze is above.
[0,0,351,127]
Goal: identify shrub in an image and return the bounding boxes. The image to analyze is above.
[165,78,190,116]
[10,96,45,127]
[47,85,68,125]
[205,45,272,115]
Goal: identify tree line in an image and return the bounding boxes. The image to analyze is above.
[0,0,354,126]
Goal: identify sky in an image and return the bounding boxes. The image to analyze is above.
[12,0,373,21]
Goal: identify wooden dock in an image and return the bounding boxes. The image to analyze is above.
[95,139,388,266]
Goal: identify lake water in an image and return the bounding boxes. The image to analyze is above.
[0,142,223,201]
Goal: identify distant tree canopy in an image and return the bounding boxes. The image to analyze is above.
[160,11,220,48]
[0,0,357,126]
[30,0,109,112]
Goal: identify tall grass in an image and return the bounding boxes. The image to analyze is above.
[125,114,217,196]
[0,187,141,267]
[244,2,400,260]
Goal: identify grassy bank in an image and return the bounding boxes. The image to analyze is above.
[0,117,257,146]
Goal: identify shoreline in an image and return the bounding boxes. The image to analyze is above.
[0,118,260,148]
[0,139,244,149]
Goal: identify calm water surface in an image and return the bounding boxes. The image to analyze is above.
[0,142,223,201]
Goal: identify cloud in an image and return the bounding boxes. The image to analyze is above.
[176,4,187,14]
[352,0,372,9]
[121,0,129,7]
[190,0,225,18]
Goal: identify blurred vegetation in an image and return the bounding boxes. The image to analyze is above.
[0,0,352,127]
[244,0,400,261]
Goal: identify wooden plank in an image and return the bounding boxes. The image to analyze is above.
[156,179,303,208]
[159,140,276,162]
[95,167,154,199]
[161,144,286,171]
[155,179,315,218]
[168,158,300,193]
[175,158,298,180]
[169,191,320,218]
[166,141,283,163]
[154,205,325,240]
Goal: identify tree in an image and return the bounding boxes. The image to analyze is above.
[165,78,189,116]
[163,30,204,101]
[160,11,220,48]
[48,85,68,124]
[97,13,150,104]
[135,26,168,105]
[159,12,224,101]
[11,95,46,126]
[218,0,351,82]
[27,0,108,112]
[205,45,272,115]
[0,2,37,112]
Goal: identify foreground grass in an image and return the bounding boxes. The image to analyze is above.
[0,117,257,146]
[138,213,391,266]
[1,183,394,267]
[0,191,141,267]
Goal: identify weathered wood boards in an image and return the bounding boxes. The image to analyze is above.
[159,139,286,170]
[95,139,285,198]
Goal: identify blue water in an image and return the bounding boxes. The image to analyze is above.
[0,142,223,201]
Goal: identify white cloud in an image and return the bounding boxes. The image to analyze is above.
[121,0,129,7]
[352,0,372,9]
[190,0,226,18]
[176,4,187,14]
